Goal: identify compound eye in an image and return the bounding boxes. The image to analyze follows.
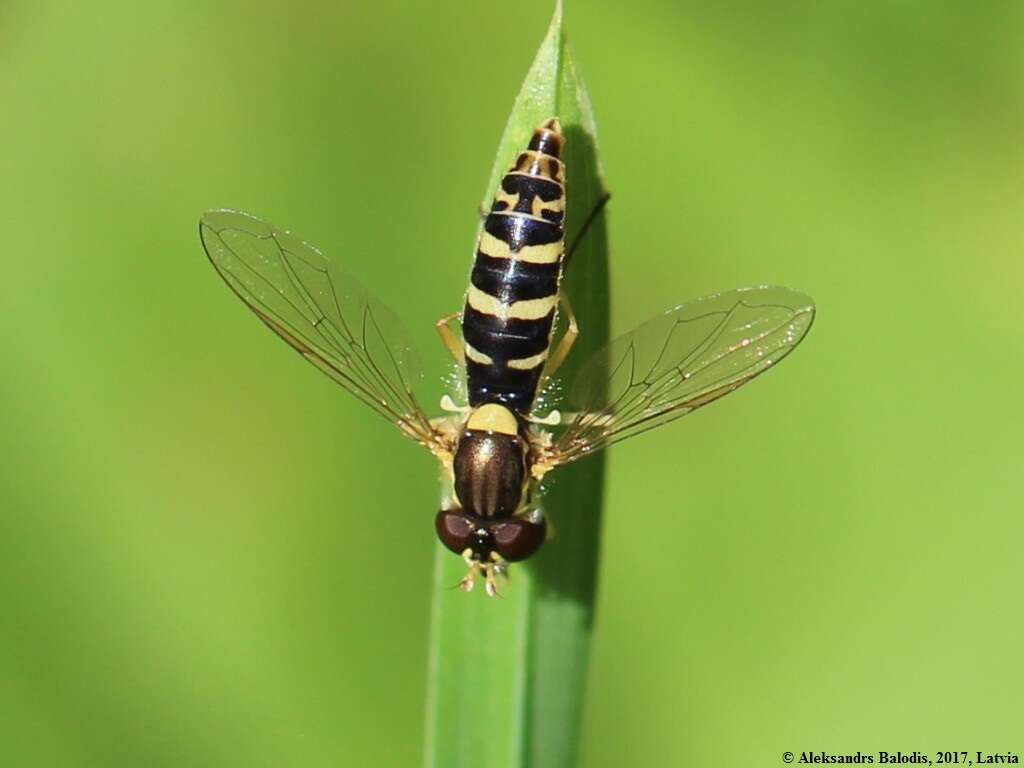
[435,510,475,555]
[491,517,547,562]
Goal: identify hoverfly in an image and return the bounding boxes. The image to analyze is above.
[200,118,814,596]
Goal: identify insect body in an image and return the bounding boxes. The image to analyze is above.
[200,118,816,597]
[437,118,568,592]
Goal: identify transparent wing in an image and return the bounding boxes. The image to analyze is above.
[200,209,443,450]
[540,286,815,469]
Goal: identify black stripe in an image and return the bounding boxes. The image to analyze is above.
[528,130,563,158]
[462,304,554,361]
[466,359,542,412]
[485,212,562,250]
[502,173,565,222]
[501,173,562,202]
[470,254,559,303]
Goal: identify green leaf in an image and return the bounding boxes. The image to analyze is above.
[423,3,610,768]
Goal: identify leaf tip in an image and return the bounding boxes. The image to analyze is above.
[545,0,564,48]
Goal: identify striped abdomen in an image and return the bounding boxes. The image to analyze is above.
[462,118,567,414]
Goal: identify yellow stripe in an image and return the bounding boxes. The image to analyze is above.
[478,229,562,264]
[464,342,494,366]
[511,153,565,183]
[507,349,549,371]
[467,285,557,320]
[505,294,558,320]
[466,403,518,435]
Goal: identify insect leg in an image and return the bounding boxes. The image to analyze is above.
[484,563,503,598]
[435,311,465,365]
[542,292,579,379]
[564,192,611,268]
[459,548,479,592]
[526,409,562,426]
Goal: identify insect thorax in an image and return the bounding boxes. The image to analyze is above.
[452,404,529,518]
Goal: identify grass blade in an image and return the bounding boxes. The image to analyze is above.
[423,3,610,767]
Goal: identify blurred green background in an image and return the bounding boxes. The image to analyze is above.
[1,1,1021,766]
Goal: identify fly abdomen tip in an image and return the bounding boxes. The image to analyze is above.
[528,117,565,159]
[541,117,562,133]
